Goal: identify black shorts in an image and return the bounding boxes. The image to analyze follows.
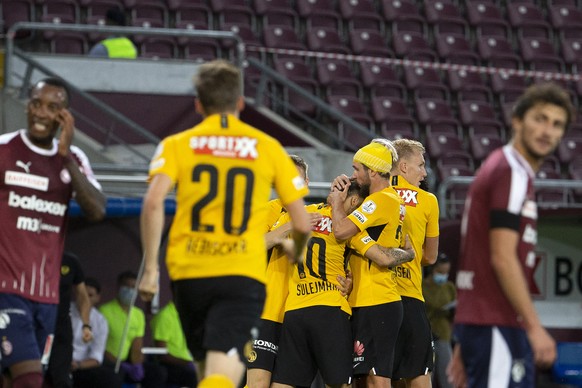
[273,306,353,386]
[351,301,403,378]
[172,276,266,363]
[393,296,434,379]
[245,318,281,372]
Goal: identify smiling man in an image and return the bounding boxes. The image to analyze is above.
[448,82,575,388]
[0,77,106,387]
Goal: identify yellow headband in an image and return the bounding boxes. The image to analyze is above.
[353,142,394,173]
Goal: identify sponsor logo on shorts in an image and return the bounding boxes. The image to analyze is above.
[5,171,49,191]
[190,135,258,160]
[512,360,526,383]
[353,340,365,363]
[0,313,10,329]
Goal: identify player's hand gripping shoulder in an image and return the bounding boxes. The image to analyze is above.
[365,234,415,268]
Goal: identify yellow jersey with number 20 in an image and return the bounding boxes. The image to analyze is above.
[149,114,308,284]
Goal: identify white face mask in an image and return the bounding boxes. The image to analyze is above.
[118,286,136,306]
[433,273,449,285]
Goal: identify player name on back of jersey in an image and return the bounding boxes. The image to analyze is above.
[190,135,258,160]
[296,280,339,296]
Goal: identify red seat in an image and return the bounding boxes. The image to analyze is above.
[465,0,511,38]
[423,0,469,37]
[381,0,427,36]
[519,37,565,72]
[434,33,480,66]
[548,5,582,39]
[557,134,582,164]
[307,27,351,55]
[490,72,530,105]
[477,35,522,69]
[2,0,35,37]
[370,96,417,136]
[392,31,438,62]
[349,29,393,58]
[447,69,492,103]
[507,3,553,39]
[317,60,363,99]
[458,101,504,131]
[49,32,88,55]
[174,3,213,30]
[359,62,406,99]
[211,0,255,31]
[262,25,306,60]
[296,0,342,33]
[338,0,384,33]
[469,133,504,163]
[140,37,177,59]
[328,96,375,150]
[403,66,450,101]
[560,37,582,72]
[274,58,320,116]
[426,132,467,159]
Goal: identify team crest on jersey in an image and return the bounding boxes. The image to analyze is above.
[60,169,71,184]
[190,135,258,160]
[361,200,376,214]
[396,189,419,206]
[314,216,332,235]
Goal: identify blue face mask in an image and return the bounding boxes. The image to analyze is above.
[433,273,449,285]
[118,286,136,306]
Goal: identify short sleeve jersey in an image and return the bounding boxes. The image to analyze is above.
[281,204,352,315]
[455,145,538,327]
[261,200,291,323]
[347,187,406,308]
[148,114,308,284]
[0,130,100,304]
[99,299,145,361]
[391,175,440,301]
[150,302,193,361]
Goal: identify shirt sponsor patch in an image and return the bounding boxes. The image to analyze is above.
[361,200,376,214]
[190,135,258,160]
[5,171,49,191]
[521,200,537,220]
[292,176,306,191]
[396,188,419,206]
[360,235,373,244]
[314,216,332,235]
[351,210,367,224]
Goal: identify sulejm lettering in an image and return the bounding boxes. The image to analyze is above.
[296,280,338,296]
[8,191,67,216]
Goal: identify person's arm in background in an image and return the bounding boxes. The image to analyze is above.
[73,282,93,343]
[490,228,556,368]
[129,337,144,365]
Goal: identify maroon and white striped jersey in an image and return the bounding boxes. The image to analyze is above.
[455,145,538,328]
[0,130,100,304]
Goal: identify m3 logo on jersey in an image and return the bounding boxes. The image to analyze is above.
[190,135,258,160]
[396,189,419,207]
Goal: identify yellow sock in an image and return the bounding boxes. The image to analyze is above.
[198,374,236,388]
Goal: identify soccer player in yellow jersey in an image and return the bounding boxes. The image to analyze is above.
[138,60,312,388]
[329,139,415,388]
[390,139,440,388]
[270,182,367,388]
[247,155,319,388]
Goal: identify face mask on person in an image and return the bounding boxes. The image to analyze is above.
[118,286,136,306]
[433,273,449,285]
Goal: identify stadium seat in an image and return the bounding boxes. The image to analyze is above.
[548,5,582,39]
[557,134,582,164]
[392,31,438,62]
[469,133,504,163]
[262,25,306,60]
[337,0,385,34]
[49,32,88,55]
[40,0,80,25]
[426,132,467,159]
[183,38,220,62]
[447,69,492,103]
[465,0,511,39]
[381,0,427,37]
[415,98,459,129]
[296,0,343,33]
[349,29,393,58]
[328,96,375,150]
[560,37,582,72]
[403,66,450,101]
[211,0,255,31]
[536,170,571,205]
[490,72,530,105]
[140,37,178,59]
[477,35,522,70]
[307,27,351,55]
[423,0,469,37]
[130,0,168,29]
[174,3,213,30]
[317,60,363,99]
[434,32,480,65]
[2,0,35,37]
[370,96,417,135]
[273,58,320,116]
[519,37,565,72]
[380,120,419,141]
[261,8,300,31]
[458,101,504,132]
[507,3,553,39]
[539,154,562,175]
[359,62,407,99]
